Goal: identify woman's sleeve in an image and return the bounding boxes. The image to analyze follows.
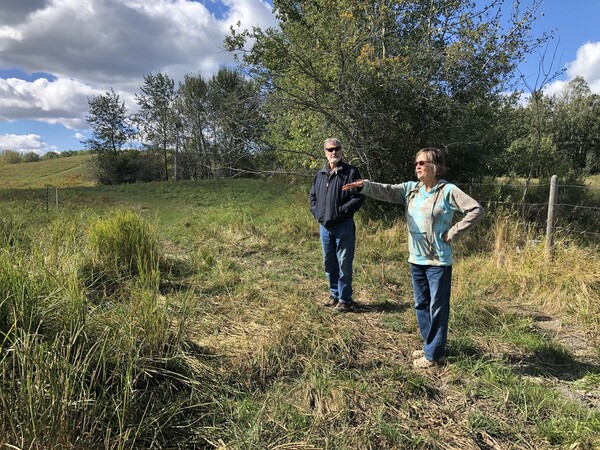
[445,186,485,241]
[361,180,408,205]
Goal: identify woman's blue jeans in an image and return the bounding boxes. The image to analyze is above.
[320,219,355,304]
[410,264,452,361]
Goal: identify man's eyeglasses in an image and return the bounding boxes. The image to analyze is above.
[415,160,430,167]
[326,146,341,152]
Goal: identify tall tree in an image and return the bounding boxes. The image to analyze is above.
[226,0,545,181]
[84,89,134,156]
[177,73,211,179]
[134,72,178,180]
[207,67,265,175]
[551,76,600,174]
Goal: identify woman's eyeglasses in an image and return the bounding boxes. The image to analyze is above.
[415,160,430,167]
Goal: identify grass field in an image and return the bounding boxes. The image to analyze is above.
[0,153,95,189]
[0,160,599,449]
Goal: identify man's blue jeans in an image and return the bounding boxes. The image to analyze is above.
[410,264,452,361]
[320,219,356,304]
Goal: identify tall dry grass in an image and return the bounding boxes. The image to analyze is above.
[1,179,598,449]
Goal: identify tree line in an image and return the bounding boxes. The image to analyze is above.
[0,149,86,165]
[86,0,600,185]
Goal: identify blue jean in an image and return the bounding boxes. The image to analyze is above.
[320,219,356,304]
[410,264,452,361]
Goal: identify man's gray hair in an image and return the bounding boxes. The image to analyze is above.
[323,138,342,150]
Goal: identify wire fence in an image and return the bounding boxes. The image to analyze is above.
[457,178,600,249]
[9,177,600,248]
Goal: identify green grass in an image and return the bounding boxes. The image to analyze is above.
[0,173,599,449]
[0,153,95,188]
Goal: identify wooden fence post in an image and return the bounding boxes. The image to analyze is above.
[545,175,558,261]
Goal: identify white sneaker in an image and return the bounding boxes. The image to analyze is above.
[412,356,446,369]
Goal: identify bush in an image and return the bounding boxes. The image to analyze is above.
[86,210,159,278]
[22,152,40,163]
[88,150,164,184]
[1,149,23,164]
[40,151,59,160]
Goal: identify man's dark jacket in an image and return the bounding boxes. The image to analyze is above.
[310,160,365,229]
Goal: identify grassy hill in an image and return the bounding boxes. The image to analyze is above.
[0,171,598,448]
[0,153,95,189]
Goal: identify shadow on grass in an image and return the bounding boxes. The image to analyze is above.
[510,348,600,382]
[447,335,600,384]
[351,300,411,314]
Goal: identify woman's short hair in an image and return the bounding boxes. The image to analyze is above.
[416,147,447,177]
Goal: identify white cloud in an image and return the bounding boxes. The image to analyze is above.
[0,133,57,154]
[0,0,277,140]
[541,41,600,96]
[0,77,100,129]
[566,42,600,82]
[0,0,276,86]
[565,42,600,93]
[543,79,568,97]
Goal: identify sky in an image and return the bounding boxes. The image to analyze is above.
[0,0,599,155]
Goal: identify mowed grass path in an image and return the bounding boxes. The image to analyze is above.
[1,176,599,449]
[0,153,95,189]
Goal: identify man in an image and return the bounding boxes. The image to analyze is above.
[309,138,364,312]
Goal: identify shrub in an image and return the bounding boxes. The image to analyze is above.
[86,210,159,278]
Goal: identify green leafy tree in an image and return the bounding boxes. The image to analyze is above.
[22,152,40,163]
[551,76,600,174]
[134,72,178,181]
[226,0,545,181]
[177,73,211,179]
[0,150,23,164]
[41,151,60,160]
[84,89,134,156]
[206,67,265,176]
[84,89,141,184]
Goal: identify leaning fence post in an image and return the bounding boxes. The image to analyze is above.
[545,175,558,261]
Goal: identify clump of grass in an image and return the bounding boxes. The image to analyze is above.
[0,209,208,449]
[87,209,159,278]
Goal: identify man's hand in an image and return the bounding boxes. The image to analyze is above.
[342,180,364,191]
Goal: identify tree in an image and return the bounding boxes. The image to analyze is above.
[0,150,22,164]
[226,0,545,181]
[41,151,60,160]
[207,67,265,176]
[177,73,211,179]
[22,152,40,163]
[84,89,134,155]
[134,72,178,181]
[551,77,600,174]
[174,69,266,179]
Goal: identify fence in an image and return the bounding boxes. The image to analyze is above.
[45,186,59,213]
[12,176,600,260]
[459,175,600,261]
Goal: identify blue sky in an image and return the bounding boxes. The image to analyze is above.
[1,0,599,154]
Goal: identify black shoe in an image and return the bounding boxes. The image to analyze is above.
[322,295,338,307]
[334,302,352,313]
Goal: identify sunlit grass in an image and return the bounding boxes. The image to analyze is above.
[0,177,598,449]
[0,154,95,189]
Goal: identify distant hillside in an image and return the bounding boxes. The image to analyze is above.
[0,153,95,189]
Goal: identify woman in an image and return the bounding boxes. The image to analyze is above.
[342,148,484,368]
